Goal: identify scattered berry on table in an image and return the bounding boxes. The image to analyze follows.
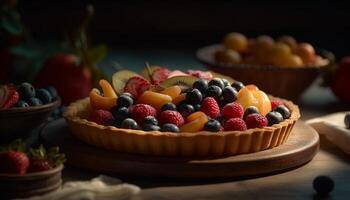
[16,100,29,108]
[186,89,203,105]
[131,104,157,124]
[161,103,177,112]
[245,113,268,129]
[270,100,284,110]
[143,124,161,131]
[200,97,220,119]
[36,88,52,104]
[18,82,36,100]
[117,94,134,108]
[88,109,114,125]
[224,118,247,131]
[159,110,185,127]
[204,119,222,132]
[205,85,222,100]
[143,116,159,126]
[45,86,58,99]
[28,97,43,106]
[243,106,260,120]
[111,106,130,121]
[222,102,244,119]
[266,111,283,126]
[313,176,334,196]
[344,113,350,129]
[178,103,195,118]
[222,86,238,103]
[231,81,244,92]
[192,79,208,94]
[161,123,180,133]
[121,118,139,130]
[208,78,225,90]
[274,105,291,119]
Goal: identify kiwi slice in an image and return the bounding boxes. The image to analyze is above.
[156,76,199,91]
[112,70,139,95]
[140,63,162,81]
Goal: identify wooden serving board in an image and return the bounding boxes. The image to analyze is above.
[41,119,319,178]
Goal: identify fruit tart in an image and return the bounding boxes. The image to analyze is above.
[64,66,300,157]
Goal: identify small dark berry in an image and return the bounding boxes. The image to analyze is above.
[243,106,259,120]
[16,100,29,108]
[204,119,221,132]
[121,118,139,130]
[161,123,180,133]
[111,106,130,121]
[143,124,161,131]
[208,78,225,90]
[344,113,350,129]
[28,97,42,106]
[231,81,244,92]
[143,116,158,126]
[36,89,52,104]
[186,89,203,105]
[206,85,222,100]
[117,95,134,108]
[313,176,334,196]
[266,111,283,126]
[193,79,208,94]
[274,105,291,119]
[222,79,230,87]
[222,86,237,103]
[18,82,36,100]
[45,86,58,99]
[193,104,201,111]
[178,104,194,117]
[161,103,177,112]
[216,115,226,125]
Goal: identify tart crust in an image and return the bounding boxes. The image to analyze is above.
[63,97,300,157]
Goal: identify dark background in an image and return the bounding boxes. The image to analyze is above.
[19,0,350,57]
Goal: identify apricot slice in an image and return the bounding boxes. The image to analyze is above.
[89,88,117,110]
[236,87,271,116]
[186,111,207,123]
[172,93,186,105]
[137,91,172,111]
[99,79,117,98]
[180,115,208,133]
[160,86,182,99]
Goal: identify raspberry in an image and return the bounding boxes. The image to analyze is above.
[159,110,184,127]
[200,97,220,119]
[224,118,247,131]
[131,104,157,124]
[222,102,244,119]
[245,113,268,129]
[88,109,114,125]
[271,100,284,110]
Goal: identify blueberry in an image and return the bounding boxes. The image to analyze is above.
[313,176,334,196]
[222,86,237,103]
[110,120,122,128]
[28,98,42,106]
[36,89,52,104]
[274,105,291,119]
[266,111,283,126]
[18,82,36,100]
[193,104,201,111]
[45,86,58,99]
[16,100,29,108]
[345,113,350,129]
[193,79,208,94]
[216,115,226,125]
[161,103,177,112]
[117,94,134,108]
[143,124,161,131]
[178,104,194,117]
[186,89,203,105]
[231,81,244,92]
[204,119,221,132]
[161,123,180,133]
[222,79,230,87]
[243,106,259,120]
[208,78,225,90]
[121,118,139,130]
[206,85,222,100]
[111,106,130,121]
[143,116,158,126]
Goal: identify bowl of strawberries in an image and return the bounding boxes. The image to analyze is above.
[0,83,61,142]
[0,140,65,198]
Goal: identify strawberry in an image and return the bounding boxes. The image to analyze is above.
[0,85,19,109]
[200,97,220,119]
[28,145,65,173]
[123,76,151,99]
[28,160,52,172]
[187,70,213,80]
[159,110,185,127]
[151,68,170,85]
[0,151,29,175]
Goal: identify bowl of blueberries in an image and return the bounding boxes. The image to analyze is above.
[0,82,61,142]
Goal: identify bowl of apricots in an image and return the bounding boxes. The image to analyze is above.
[196,33,334,100]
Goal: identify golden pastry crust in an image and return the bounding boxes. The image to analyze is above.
[63,96,300,157]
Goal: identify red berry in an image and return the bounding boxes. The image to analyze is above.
[28,159,52,173]
[222,102,244,119]
[224,118,247,131]
[123,76,151,99]
[271,100,284,110]
[0,151,29,175]
[88,109,114,125]
[0,85,19,109]
[159,110,185,127]
[200,97,220,119]
[245,113,268,129]
[131,104,157,124]
[151,68,170,85]
[187,70,213,80]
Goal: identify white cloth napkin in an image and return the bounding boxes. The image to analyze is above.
[306,111,350,153]
[15,175,140,200]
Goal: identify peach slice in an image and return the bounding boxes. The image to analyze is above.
[236,86,271,116]
[89,88,117,110]
[99,79,117,98]
[160,86,182,99]
[180,115,208,133]
[186,111,207,123]
[137,91,172,111]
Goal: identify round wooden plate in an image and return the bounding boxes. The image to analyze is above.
[41,119,319,178]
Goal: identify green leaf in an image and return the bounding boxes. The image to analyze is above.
[87,44,107,63]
